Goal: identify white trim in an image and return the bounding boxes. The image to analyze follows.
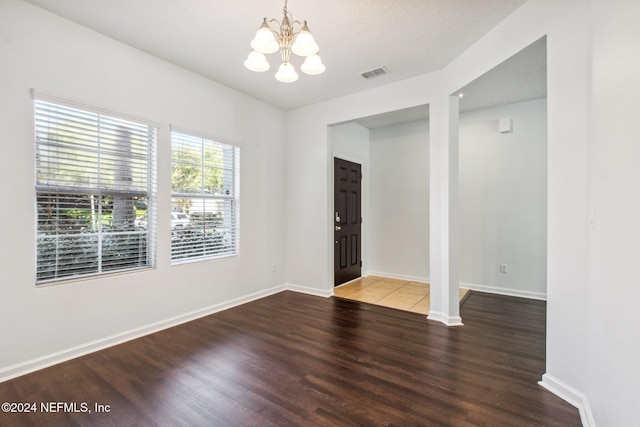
[460,281,547,300]
[367,271,430,284]
[285,283,333,298]
[427,311,464,326]
[0,285,286,383]
[539,373,594,427]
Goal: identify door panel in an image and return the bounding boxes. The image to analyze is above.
[351,234,358,265]
[340,235,347,268]
[334,158,362,286]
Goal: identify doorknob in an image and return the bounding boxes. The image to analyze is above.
[335,226,341,231]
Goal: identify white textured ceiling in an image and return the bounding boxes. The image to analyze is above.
[457,36,547,112]
[23,0,529,111]
[353,36,547,129]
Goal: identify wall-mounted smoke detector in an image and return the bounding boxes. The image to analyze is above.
[361,66,389,79]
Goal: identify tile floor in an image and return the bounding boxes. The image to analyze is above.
[333,275,469,315]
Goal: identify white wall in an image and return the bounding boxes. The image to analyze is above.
[586,0,640,424]
[459,99,547,299]
[369,120,430,281]
[0,0,286,378]
[540,1,591,419]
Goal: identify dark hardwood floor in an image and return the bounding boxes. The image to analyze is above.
[0,291,581,426]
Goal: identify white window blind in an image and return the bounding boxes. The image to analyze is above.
[171,130,239,262]
[34,98,157,284]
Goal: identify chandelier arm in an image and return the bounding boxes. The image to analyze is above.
[267,18,282,33]
[290,20,305,37]
[265,17,296,36]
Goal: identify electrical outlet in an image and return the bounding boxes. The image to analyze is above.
[272,263,277,272]
[500,264,508,274]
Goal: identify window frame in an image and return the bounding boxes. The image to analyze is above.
[33,92,157,285]
[170,128,240,264]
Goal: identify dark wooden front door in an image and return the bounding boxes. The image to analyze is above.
[334,158,362,286]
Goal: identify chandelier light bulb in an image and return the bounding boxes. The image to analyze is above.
[275,62,299,83]
[291,22,319,57]
[301,54,325,75]
[244,50,270,72]
[251,19,279,54]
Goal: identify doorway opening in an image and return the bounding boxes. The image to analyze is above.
[329,106,430,292]
[454,36,548,301]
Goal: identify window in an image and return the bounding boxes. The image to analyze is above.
[171,130,239,262]
[34,97,157,284]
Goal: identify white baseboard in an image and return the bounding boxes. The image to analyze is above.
[460,281,547,300]
[539,373,594,427]
[0,285,286,383]
[367,270,429,284]
[427,311,464,326]
[285,283,333,298]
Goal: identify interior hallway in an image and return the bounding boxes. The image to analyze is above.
[334,276,469,315]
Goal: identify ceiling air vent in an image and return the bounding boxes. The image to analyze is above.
[361,66,389,79]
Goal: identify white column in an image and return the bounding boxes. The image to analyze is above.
[428,94,463,326]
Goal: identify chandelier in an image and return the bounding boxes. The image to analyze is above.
[244,0,325,83]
